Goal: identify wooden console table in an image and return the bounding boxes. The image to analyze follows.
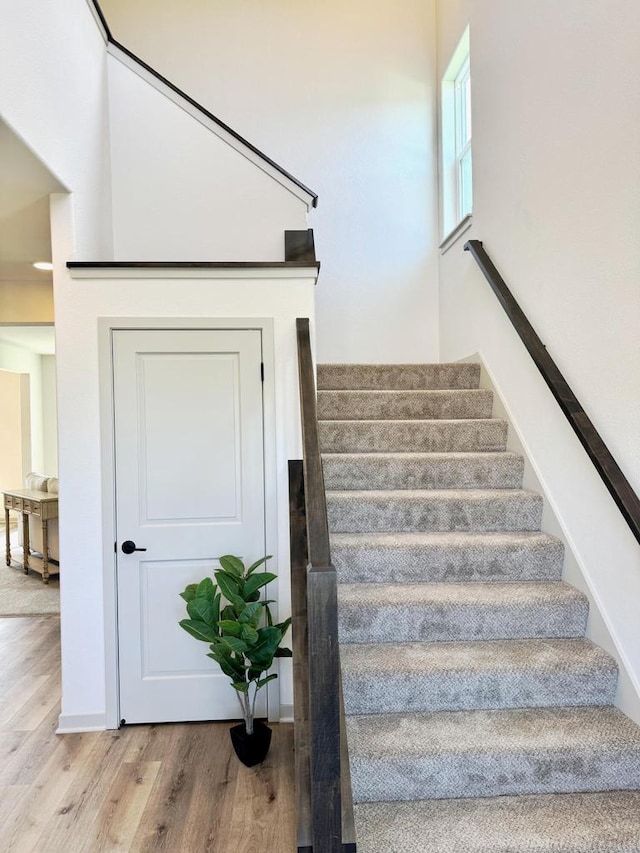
[4,489,59,584]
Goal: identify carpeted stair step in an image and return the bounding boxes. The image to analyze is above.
[330,531,564,583]
[322,452,524,490]
[337,581,588,643]
[340,638,617,715]
[352,791,640,853]
[347,705,640,802]
[317,389,493,421]
[317,363,481,391]
[327,489,543,533]
[318,418,508,453]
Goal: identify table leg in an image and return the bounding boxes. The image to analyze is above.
[5,506,10,566]
[41,519,49,585]
[22,513,30,575]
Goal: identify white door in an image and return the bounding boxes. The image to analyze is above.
[113,328,266,724]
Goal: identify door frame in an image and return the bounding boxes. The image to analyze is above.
[98,317,278,729]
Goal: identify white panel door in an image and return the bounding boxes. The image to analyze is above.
[113,329,265,724]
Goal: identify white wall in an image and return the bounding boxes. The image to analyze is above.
[57,260,316,729]
[0,0,113,259]
[0,282,54,323]
[100,0,441,363]
[0,341,43,474]
[438,0,640,493]
[108,55,309,261]
[0,370,30,488]
[437,0,640,713]
[41,355,58,474]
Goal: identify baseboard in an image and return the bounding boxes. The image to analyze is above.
[57,711,107,733]
[456,351,640,726]
[279,703,294,723]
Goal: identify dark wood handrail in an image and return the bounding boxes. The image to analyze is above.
[89,1,318,208]
[297,319,332,568]
[465,239,640,546]
[292,318,356,852]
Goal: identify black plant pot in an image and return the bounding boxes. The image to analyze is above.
[230,720,272,767]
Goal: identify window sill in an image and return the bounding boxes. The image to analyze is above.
[439,214,473,255]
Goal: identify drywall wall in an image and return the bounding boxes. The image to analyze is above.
[41,355,58,474]
[438,0,640,493]
[0,341,43,473]
[56,256,316,728]
[0,0,112,259]
[100,0,440,363]
[0,281,54,323]
[0,370,30,488]
[437,0,640,707]
[1,0,113,738]
[107,55,309,261]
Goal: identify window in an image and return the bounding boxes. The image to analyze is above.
[441,27,472,240]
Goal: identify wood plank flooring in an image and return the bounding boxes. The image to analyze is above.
[0,617,296,852]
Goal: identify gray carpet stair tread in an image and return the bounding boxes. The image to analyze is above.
[340,638,618,714]
[322,451,524,490]
[318,359,638,847]
[338,581,588,642]
[327,488,543,533]
[329,530,564,583]
[347,705,640,801]
[317,363,481,390]
[317,389,493,420]
[318,418,508,452]
[352,791,640,852]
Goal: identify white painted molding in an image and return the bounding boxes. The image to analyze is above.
[57,711,107,733]
[439,214,473,254]
[279,704,294,723]
[108,42,317,211]
[83,0,109,43]
[68,266,320,281]
[456,351,640,726]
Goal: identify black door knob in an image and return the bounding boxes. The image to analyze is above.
[121,540,147,554]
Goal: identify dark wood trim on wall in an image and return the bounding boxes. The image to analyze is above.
[67,261,320,270]
[464,238,640,546]
[285,230,317,264]
[89,0,113,40]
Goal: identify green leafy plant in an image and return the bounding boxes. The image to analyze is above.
[179,554,291,735]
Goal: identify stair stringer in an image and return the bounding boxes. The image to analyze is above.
[460,350,640,725]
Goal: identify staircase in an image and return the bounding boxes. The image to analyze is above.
[317,362,640,853]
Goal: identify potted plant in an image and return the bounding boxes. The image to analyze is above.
[178,554,291,766]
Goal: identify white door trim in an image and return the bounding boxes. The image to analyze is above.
[98,317,278,729]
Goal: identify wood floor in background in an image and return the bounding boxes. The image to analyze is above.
[0,617,296,853]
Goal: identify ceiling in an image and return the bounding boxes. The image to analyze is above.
[0,119,65,285]
[0,325,56,355]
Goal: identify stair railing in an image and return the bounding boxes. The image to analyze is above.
[465,239,640,546]
[290,317,356,852]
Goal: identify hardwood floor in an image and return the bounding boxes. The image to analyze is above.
[0,617,297,852]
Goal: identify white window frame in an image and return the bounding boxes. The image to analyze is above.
[440,27,472,243]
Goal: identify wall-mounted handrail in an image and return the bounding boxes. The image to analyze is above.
[464,239,640,546]
[292,318,356,852]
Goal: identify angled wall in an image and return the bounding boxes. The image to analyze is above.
[100,0,441,362]
[437,0,640,712]
[107,52,311,261]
